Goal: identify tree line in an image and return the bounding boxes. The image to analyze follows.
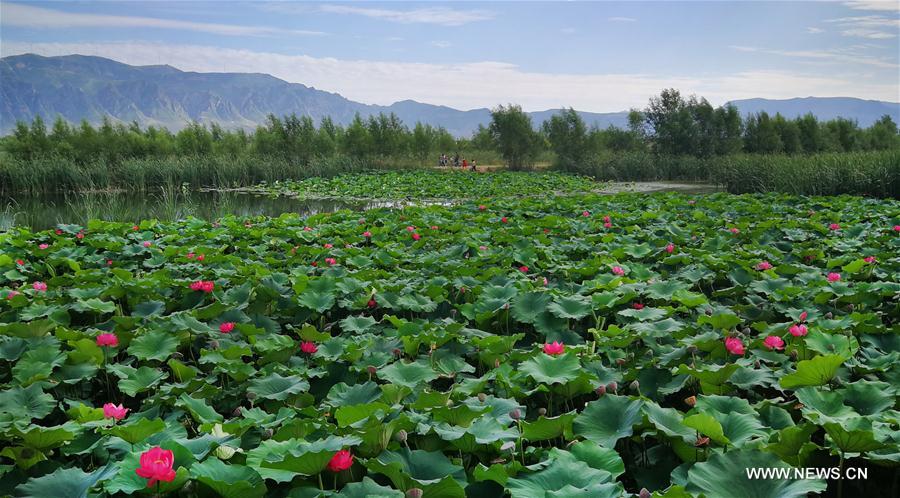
[3,89,897,169]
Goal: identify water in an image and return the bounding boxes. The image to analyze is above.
[0,190,396,231]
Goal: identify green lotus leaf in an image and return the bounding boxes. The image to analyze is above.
[573,395,643,447]
[106,417,166,444]
[190,458,266,498]
[109,365,168,396]
[507,450,622,498]
[519,351,583,385]
[779,354,845,389]
[127,330,180,362]
[16,463,117,498]
[377,359,439,388]
[824,419,888,454]
[568,441,625,478]
[340,315,379,334]
[683,413,729,445]
[512,292,552,324]
[339,477,405,497]
[366,448,466,496]
[685,450,826,497]
[0,384,56,421]
[178,394,223,424]
[522,412,576,441]
[247,373,309,400]
[548,295,592,320]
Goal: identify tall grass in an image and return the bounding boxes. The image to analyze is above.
[0,154,391,194]
[556,150,900,197]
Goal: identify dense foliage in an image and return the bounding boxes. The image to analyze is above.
[1,181,898,497]
[255,170,603,200]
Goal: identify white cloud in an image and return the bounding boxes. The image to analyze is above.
[561,27,577,34]
[840,28,896,38]
[843,1,900,12]
[728,44,897,68]
[806,27,825,34]
[430,41,452,49]
[0,2,326,37]
[317,5,493,26]
[608,17,638,22]
[826,15,899,38]
[3,42,898,110]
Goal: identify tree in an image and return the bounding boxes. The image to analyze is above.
[488,104,541,170]
[542,108,589,166]
[796,113,821,153]
[743,112,782,153]
[864,115,897,150]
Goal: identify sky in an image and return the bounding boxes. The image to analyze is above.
[1,1,898,112]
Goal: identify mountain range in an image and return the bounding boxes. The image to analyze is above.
[2,53,898,136]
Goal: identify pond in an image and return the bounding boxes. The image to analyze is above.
[0,190,401,231]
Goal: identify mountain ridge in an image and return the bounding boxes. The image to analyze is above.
[2,53,898,136]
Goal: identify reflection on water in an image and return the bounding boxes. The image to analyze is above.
[0,190,404,231]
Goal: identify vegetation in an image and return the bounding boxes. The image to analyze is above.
[1,185,898,496]
[255,170,603,200]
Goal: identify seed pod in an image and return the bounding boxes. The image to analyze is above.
[825,312,833,319]
[616,358,626,366]
[629,380,640,391]
[477,393,487,402]
[537,407,547,416]
[246,392,257,401]
[742,327,751,335]
[639,489,652,498]
[232,407,243,417]
[367,365,377,376]
[684,396,697,407]
[395,430,408,443]
[263,428,273,439]
[705,309,713,316]
[406,489,424,498]
[209,340,219,350]
[687,345,698,353]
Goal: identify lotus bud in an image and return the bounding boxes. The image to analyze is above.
[790,350,798,360]
[449,309,457,319]
[367,365,377,376]
[639,488,651,498]
[209,340,219,350]
[406,489,424,498]
[232,407,243,417]
[705,308,713,316]
[595,385,606,396]
[246,392,257,401]
[494,358,501,368]
[847,304,855,312]
[694,436,710,447]
[445,399,454,407]
[395,430,408,443]
[500,441,516,452]
[392,348,402,356]
[687,345,698,353]
[263,428,273,439]
[754,360,761,369]
[629,380,640,392]
[616,358,626,366]
[684,395,696,407]
[509,409,522,421]
[538,407,547,416]
[607,381,618,393]
[825,312,833,319]
[742,327,750,335]
[172,352,184,360]
[477,393,487,402]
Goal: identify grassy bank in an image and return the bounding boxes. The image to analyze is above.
[557,150,900,197]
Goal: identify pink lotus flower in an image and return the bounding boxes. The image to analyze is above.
[729,227,740,234]
[611,266,625,276]
[142,241,152,248]
[6,290,20,299]
[196,254,204,262]
[135,446,176,487]
[894,225,900,232]
[543,341,565,355]
[519,265,529,273]
[542,277,549,286]
[665,243,674,254]
[478,205,487,211]
[301,341,318,354]
[763,336,785,350]
[76,232,84,240]
[687,200,696,205]
[325,257,337,266]
[604,222,612,229]
[827,272,841,283]
[582,211,590,217]
[106,259,113,266]
[864,256,876,263]
[186,252,195,259]
[632,302,644,310]
[16,259,25,266]
[32,281,47,292]
[430,225,439,230]
[479,245,487,251]
[96,333,119,347]
[304,226,313,232]
[103,403,129,421]
[367,298,377,308]
[756,261,773,271]
[324,243,334,249]
[327,449,353,472]
[190,280,215,293]
[725,337,745,355]
[829,223,841,230]
[363,231,372,238]
[132,225,139,231]
[219,322,235,333]
[799,311,808,322]
[789,324,808,337]
[501,217,508,223]
[55,229,63,235]
[602,215,611,223]
[38,243,49,250]
[411,233,421,241]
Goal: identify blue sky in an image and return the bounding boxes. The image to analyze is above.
[2,1,898,111]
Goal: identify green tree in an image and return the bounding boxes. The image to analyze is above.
[488,104,541,170]
[542,108,589,166]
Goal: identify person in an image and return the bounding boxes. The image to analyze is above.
[453,153,460,168]
[470,159,477,172]
[462,158,468,170]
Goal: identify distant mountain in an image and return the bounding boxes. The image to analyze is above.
[0,53,626,136]
[726,97,899,127]
[2,54,896,136]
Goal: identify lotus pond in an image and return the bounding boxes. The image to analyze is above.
[0,187,898,498]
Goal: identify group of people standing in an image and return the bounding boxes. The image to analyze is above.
[438,153,477,171]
